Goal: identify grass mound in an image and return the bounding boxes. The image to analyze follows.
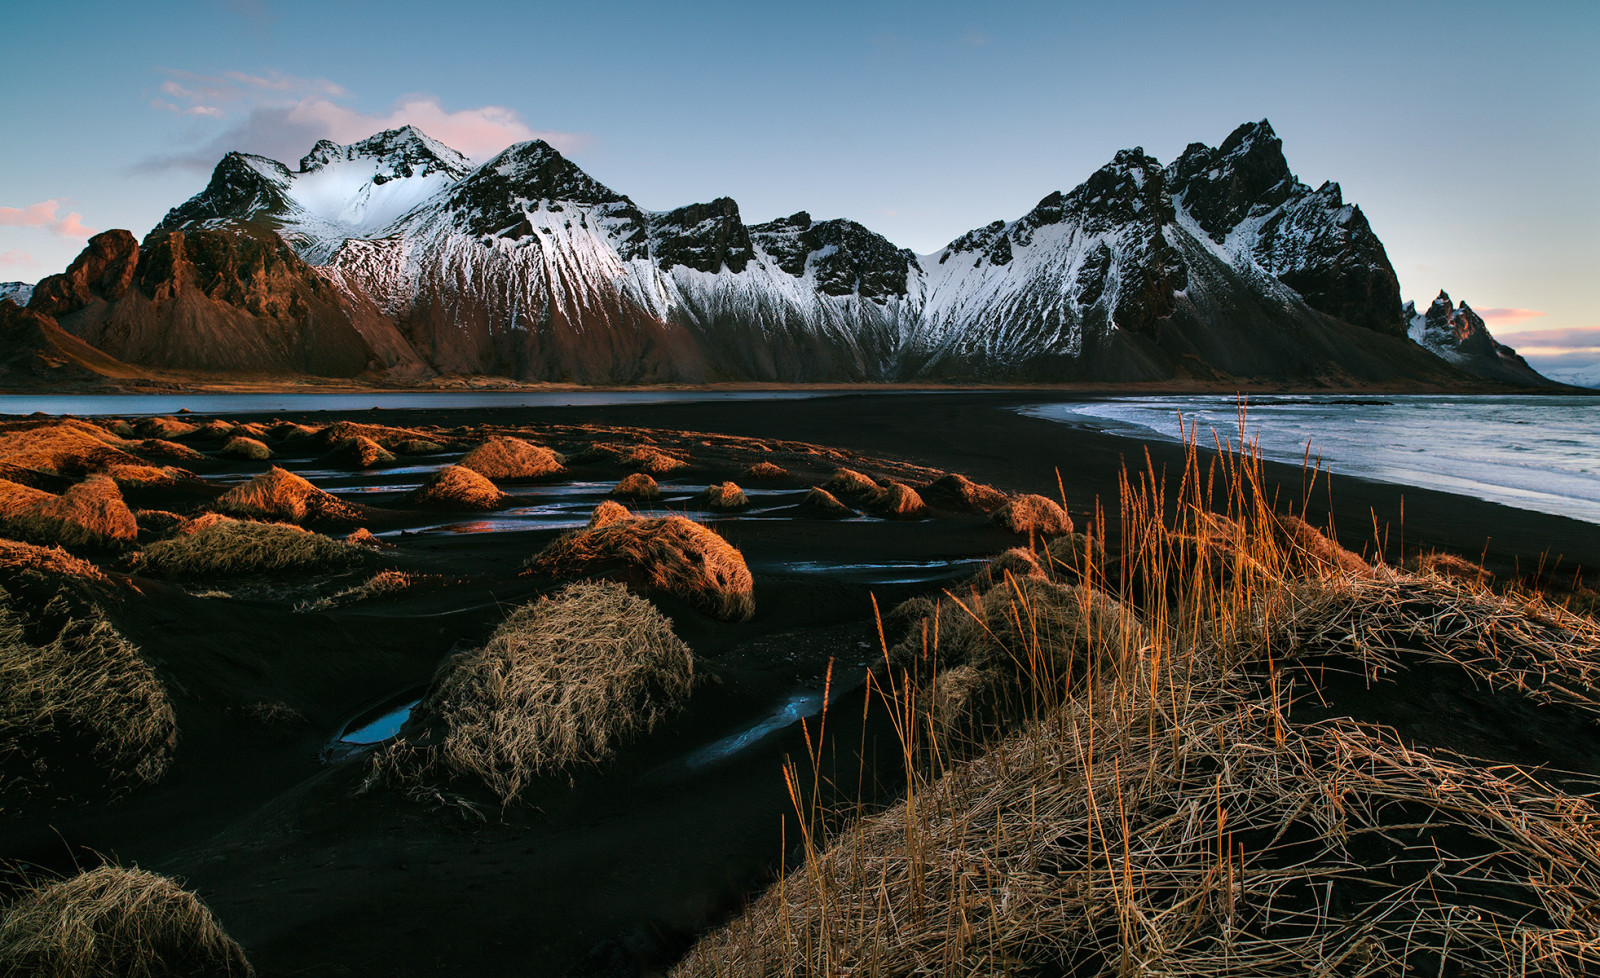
[459,436,564,480]
[185,419,236,441]
[867,482,925,519]
[0,583,175,807]
[822,468,879,498]
[0,422,141,476]
[991,493,1073,537]
[1414,550,1494,586]
[140,514,362,577]
[622,446,688,476]
[318,420,440,450]
[798,487,853,518]
[134,416,197,440]
[138,438,204,461]
[610,472,660,501]
[0,865,253,977]
[917,473,1008,513]
[745,461,790,480]
[699,482,748,512]
[105,464,187,488]
[395,438,446,455]
[405,465,508,510]
[322,435,395,469]
[216,466,358,523]
[588,500,634,529]
[372,581,693,804]
[1274,514,1371,577]
[0,475,138,548]
[218,435,271,460]
[526,515,755,622]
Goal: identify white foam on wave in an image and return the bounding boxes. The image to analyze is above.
[1023,394,1600,526]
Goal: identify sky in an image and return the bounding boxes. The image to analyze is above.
[2,0,1596,381]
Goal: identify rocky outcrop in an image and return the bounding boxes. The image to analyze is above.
[1407,291,1553,386]
[29,228,428,378]
[0,299,141,386]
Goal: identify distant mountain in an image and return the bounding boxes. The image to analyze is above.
[20,121,1559,387]
[1406,291,1550,386]
[0,282,32,307]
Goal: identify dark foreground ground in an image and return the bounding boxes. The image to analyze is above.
[3,390,1598,977]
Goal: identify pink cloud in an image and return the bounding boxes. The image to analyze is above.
[0,251,39,271]
[1493,325,1600,353]
[0,200,97,239]
[1475,307,1547,327]
[287,95,586,159]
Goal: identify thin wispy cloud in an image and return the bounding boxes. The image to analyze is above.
[139,67,587,172]
[0,200,96,239]
[1475,307,1547,327]
[0,251,40,272]
[1494,325,1600,352]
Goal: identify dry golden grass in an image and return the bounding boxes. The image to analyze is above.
[1414,550,1494,587]
[138,438,204,462]
[622,446,689,476]
[216,467,358,523]
[324,435,396,469]
[187,419,236,441]
[133,416,197,440]
[700,482,749,512]
[105,464,187,488]
[459,435,564,480]
[395,438,446,455]
[296,569,412,612]
[370,581,693,805]
[0,422,142,476]
[675,409,1600,978]
[991,493,1073,537]
[823,468,879,498]
[218,435,271,460]
[343,527,387,548]
[0,476,138,548]
[917,473,1009,513]
[966,547,1047,590]
[868,482,926,519]
[268,422,321,442]
[526,515,755,622]
[745,461,791,480]
[139,514,363,577]
[588,500,635,529]
[611,472,661,500]
[405,465,508,510]
[233,422,270,441]
[799,487,853,518]
[0,865,253,978]
[0,584,175,805]
[1273,514,1371,578]
[318,420,438,449]
[0,538,108,588]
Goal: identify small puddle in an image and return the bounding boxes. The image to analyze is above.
[682,692,823,770]
[335,695,423,746]
[756,558,988,584]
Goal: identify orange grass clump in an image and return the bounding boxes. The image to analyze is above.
[868,482,926,519]
[822,468,879,498]
[323,435,396,469]
[459,436,564,480]
[0,423,142,476]
[610,472,661,501]
[798,487,853,518]
[745,461,790,480]
[133,417,196,440]
[918,473,1009,513]
[622,446,689,476]
[0,476,138,547]
[991,493,1073,537]
[404,465,508,511]
[219,436,271,461]
[140,514,362,576]
[699,482,749,512]
[588,501,635,529]
[526,515,755,621]
[216,467,358,523]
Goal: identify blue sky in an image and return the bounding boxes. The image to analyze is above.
[3,0,1596,377]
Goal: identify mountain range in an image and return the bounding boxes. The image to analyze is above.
[0,121,1555,387]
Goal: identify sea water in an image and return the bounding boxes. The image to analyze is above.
[1024,395,1600,526]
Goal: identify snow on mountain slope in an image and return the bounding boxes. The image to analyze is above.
[1404,291,1554,385]
[137,120,1545,385]
[159,126,473,264]
[0,282,33,307]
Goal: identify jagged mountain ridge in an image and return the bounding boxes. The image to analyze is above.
[1407,290,1547,386]
[28,120,1551,385]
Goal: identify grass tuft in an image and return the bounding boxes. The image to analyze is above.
[917,473,1009,513]
[139,514,363,577]
[216,466,357,523]
[699,481,749,512]
[991,493,1073,537]
[459,435,563,480]
[611,472,661,501]
[588,500,635,529]
[745,461,790,480]
[0,475,138,548]
[0,865,253,977]
[405,465,508,510]
[218,436,271,461]
[526,515,755,621]
[371,580,692,804]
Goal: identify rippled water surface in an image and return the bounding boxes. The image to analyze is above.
[1025,395,1600,525]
